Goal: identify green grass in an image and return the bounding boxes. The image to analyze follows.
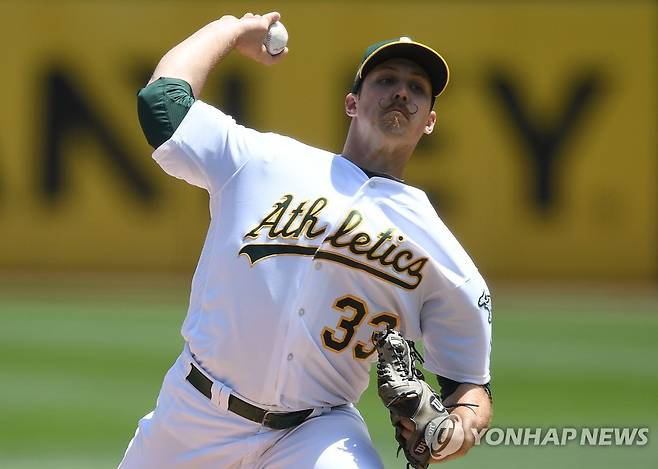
[1,277,656,468]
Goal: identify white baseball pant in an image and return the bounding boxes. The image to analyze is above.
[118,346,384,468]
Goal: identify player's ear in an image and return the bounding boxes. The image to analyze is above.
[424,110,437,135]
[345,93,358,117]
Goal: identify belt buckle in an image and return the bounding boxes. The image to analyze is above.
[262,411,282,429]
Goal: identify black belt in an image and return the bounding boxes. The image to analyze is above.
[186,363,314,430]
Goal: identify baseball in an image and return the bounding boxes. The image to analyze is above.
[263,21,288,55]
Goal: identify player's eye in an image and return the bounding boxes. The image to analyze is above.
[377,76,395,85]
[409,81,428,95]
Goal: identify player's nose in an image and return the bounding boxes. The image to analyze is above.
[394,86,409,102]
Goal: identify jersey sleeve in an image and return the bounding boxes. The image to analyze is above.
[151,100,269,193]
[137,77,196,149]
[420,275,492,384]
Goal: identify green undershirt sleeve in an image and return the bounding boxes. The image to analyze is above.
[437,375,492,402]
[137,77,196,149]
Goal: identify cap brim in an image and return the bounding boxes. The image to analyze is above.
[356,40,449,98]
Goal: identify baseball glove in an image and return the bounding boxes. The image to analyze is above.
[372,328,460,469]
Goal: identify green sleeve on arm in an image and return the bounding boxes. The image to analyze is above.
[137,77,196,149]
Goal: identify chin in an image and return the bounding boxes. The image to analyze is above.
[379,118,409,136]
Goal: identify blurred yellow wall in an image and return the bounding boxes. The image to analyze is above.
[0,1,655,278]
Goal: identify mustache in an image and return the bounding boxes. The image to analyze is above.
[378,97,419,115]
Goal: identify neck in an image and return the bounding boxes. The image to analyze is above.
[342,127,414,179]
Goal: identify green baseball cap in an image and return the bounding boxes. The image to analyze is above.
[351,36,450,99]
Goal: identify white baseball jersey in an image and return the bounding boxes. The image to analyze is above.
[153,100,492,411]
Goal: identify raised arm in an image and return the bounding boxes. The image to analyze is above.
[148,11,288,97]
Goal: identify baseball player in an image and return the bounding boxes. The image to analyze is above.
[120,11,492,468]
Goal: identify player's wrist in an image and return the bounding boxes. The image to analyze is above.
[216,14,239,25]
[199,15,243,56]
